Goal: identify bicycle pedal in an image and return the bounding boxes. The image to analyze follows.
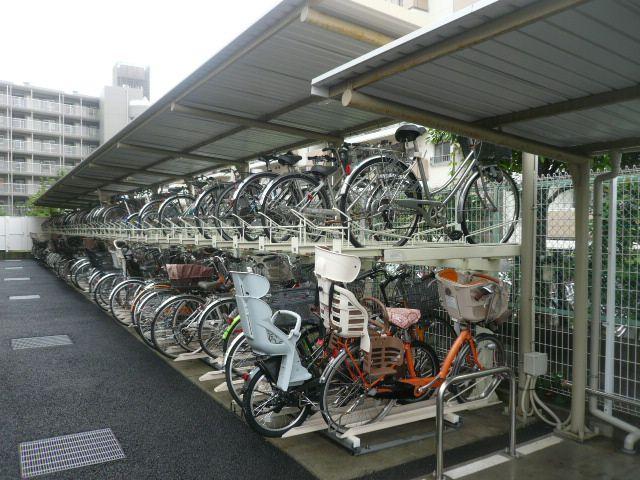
[447,230,464,241]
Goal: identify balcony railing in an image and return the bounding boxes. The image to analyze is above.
[430,154,451,166]
[0,116,99,139]
[0,182,42,196]
[0,138,96,158]
[0,159,72,176]
[0,93,98,119]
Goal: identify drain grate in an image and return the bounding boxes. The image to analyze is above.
[19,428,125,478]
[11,335,73,350]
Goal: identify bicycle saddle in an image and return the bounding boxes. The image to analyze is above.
[168,187,183,194]
[277,153,302,166]
[395,124,426,143]
[309,164,338,177]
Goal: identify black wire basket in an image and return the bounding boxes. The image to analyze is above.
[404,276,440,316]
[267,284,319,326]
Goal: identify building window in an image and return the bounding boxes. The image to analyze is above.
[431,142,451,166]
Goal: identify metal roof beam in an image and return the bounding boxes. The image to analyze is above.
[116,142,246,167]
[326,0,586,97]
[341,88,591,165]
[300,6,393,47]
[72,174,147,188]
[570,136,640,155]
[477,84,640,128]
[171,103,344,144]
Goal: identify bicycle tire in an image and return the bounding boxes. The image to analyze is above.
[231,172,278,241]
[319,345,395,433]
[398,340,439,404]
[459,167,519,244]
[109,279,145,325]
[339,156,421,248]
[242,368,311,437]
[259,172,332,242]
[197,297,238,359]
[151,294,205,358]
[450,333,506,403]
[224,333,255,408]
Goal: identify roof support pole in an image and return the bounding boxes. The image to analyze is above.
[341,89,591,165]
[518,152,537,413]
[566,159,592,439]
[300,6,394,47]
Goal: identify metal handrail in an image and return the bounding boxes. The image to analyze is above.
[435,366,517,480]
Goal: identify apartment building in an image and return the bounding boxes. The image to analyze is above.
[0,83,100,215]
[0,64,150,215]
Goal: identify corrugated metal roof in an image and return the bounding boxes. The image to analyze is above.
[38,0,420,208]
[312,0,640,159]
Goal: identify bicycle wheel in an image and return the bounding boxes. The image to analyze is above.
[232,172,278,241]
[194,184,228,239]
[451,333,506,403]
[319,345,394,433]
[212,183,237,241]
[88,270,104,293]
[398,340,439,404]
[340,156,421,248]
[224,333,256,408]
[151,294,204,358]
[243,368,311,437]
[109,279,144,326]
[424,317,457,361]
[158,194,195,234]
[259,173,331,243]
[459,167,519,244]
[93,273,125,311]
[73,262,93,291]
[69,259,88,288]
[135,290,176,347]
[197,297,238,360]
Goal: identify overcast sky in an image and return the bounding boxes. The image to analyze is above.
[0,0,281,101]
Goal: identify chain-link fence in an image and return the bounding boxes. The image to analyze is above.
[535,166,640,418]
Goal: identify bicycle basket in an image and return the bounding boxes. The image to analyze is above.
[166,263,214,288]
[267,284,318,323]
[458,137,511,165]
[404,276,440,315]
[435,269,509,323]
[249,254,294,285]
[364,333,404,376]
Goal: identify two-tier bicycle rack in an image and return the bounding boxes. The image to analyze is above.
[44,216,520,457]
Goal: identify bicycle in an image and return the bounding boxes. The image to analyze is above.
[339,125,519,247]
[317,250,509,432]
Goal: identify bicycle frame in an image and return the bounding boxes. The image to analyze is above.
[392,149,477,223]
[342,326,481,398]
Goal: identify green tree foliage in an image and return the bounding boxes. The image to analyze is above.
[24,172,64,217]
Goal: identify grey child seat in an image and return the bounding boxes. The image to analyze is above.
[231,271,312,391]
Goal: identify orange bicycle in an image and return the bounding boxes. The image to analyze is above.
[319,269,508,432]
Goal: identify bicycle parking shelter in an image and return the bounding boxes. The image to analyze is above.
[34,0,640,476]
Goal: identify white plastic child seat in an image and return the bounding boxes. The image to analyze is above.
[314,246,372,352]
[314,246,361,283]
[435,269,509,323]
[234,270,271,298]
[231,271,311,391]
